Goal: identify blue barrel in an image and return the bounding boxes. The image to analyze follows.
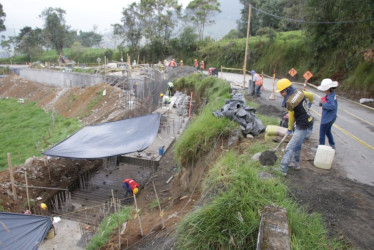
[158,147,164,156]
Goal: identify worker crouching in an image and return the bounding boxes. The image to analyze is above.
[123,178,140,198]
[277,78,314,176]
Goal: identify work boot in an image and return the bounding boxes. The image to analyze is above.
[277,167,287,177]
[288,161,300,170]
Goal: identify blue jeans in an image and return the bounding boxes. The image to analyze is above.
[280,126,313,173]
[319,117,336,146]
[255,85,262,96]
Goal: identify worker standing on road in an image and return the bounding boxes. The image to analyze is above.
[251,70,263,96]
[194,59,199,71]
[277,78,314,176]
[123,178,139,197]
[180,60,183,66]
[317,78,338,149]
[200,60,205,72]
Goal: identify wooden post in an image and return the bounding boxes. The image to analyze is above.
[220,65,223,78]
[269,69,276,100]
[152,181,165,229]
[25,171,30,210]
[242,4,252,88]
[133,194,143,237]
[104,56,107,75]
[7,153,17,200]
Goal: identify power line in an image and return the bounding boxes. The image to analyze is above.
[251,5,374,24]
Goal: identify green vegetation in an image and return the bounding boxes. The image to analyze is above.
[0,98,82,171]
[173,74,235,166]
[87,207,131,250]
[149,199,159,210]
[173,75,344,249]
[176,151,343,249]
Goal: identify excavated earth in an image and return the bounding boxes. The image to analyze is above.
[1,73,374,249]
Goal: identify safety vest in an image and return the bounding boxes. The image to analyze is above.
[194,61,198,67]
[170,60,176,67]
[200,61,205,69]
[124,179,139,190]
[180,61,183,66]
[255,73,263,86]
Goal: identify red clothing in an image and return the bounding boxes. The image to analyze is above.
[194,61,198,67]
[124,179,139,190]
[200,61,205,69]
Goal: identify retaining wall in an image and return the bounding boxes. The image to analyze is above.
[18,68,107,87]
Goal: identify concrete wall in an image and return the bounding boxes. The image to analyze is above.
[18,68,107,87]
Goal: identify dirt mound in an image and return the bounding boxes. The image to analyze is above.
[259,150,277,166]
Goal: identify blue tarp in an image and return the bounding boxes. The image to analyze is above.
[43,113,161,159]
[0,212,53,250]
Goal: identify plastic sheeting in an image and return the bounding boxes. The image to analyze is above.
[43,113,161,159]
[0,212,53,250]
[213,93,265,136]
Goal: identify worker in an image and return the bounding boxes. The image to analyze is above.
[251,70,263,96]
[170,59,176,69]
[200,60,205,71]
[160,93,171,104]
[317,78,338,149]
[123,178,140,197]
[168,82,174,97]
[194,59,199,71]
[276,78,314,176]
[180,60,183,66]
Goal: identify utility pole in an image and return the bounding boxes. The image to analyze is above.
[243,4,252,88]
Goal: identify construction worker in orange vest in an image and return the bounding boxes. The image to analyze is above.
[180,60,183,66]
[170,59,176,69]
[251,70,263,97]
[123,178,140,197]
[194,59,199,71]
[200,60,205,72]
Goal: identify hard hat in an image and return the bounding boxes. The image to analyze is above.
[276,78,292,92]
[41,203,47,210]
[180,60,183,62]
[194,59,197,61]
[317,78,338,91]
[133,188,139,195]
[251,70,256,75]
[160,93,164,97]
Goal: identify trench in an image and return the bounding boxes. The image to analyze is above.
[46,157,159,226]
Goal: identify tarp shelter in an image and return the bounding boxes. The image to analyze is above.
[0,212,53,250]
[43,113,161,159]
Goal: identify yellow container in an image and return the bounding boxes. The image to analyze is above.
[314,145,335,169]
[265,125,287,137]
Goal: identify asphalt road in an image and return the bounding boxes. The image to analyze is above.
[219,71,374,186]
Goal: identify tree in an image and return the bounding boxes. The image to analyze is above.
[78,31,102,48]
[0,3,5,32]
[40,7,68,54]
[113,2,143,49]
[139,0,182,42]
[15,27,44,61]
[185,0,221,40]
[179,27,198,51]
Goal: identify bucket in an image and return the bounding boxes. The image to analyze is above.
[265,125,288,137]
[314,145,335,169]
[158,146,164,156]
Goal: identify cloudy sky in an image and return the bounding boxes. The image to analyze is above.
[1,0,193,36]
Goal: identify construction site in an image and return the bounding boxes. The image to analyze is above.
[0,63,374,249]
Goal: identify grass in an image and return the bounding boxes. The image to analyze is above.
[0,98,82,171]
[86,207,131,250]
[175,151,345,249]
[173,74,236,167]
[149,199,159,210]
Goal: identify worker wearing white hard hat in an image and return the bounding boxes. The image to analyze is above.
[318,78,338,149]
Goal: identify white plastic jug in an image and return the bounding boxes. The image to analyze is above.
[314,145,335,169]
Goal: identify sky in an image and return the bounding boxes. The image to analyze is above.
[1,0,193,36]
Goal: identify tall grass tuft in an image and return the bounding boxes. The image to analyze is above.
[176,151,344,249]
[0,99,81,170]
[86,207,131,250]
[173,74,235,166]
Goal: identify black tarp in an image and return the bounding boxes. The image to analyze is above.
[0,212,53,250]
[213,93,265,136]
[43,113,161,159]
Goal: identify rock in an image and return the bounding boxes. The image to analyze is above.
[252,152,261,161]
[246,134,254,139]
